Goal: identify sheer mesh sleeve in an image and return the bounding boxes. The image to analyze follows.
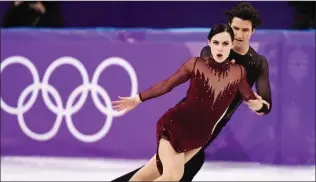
[237,65,257,101]
[255,56,272,114]
[200,46,211,57]
[139,58,197,102]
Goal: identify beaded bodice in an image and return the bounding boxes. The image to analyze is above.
[139,56,256,109]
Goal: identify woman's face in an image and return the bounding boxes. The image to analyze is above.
[208,32,233,63]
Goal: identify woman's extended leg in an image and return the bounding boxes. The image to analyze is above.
[153,137,202,181]
[129,154,161,181]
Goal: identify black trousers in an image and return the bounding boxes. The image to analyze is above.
[111,119,229,182]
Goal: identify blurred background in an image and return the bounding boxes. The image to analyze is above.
[0,1,315,29]
[1,1,315,181]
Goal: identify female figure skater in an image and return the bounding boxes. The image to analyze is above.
[112,23,267,181]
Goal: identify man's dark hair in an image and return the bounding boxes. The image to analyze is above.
[225,2,262,29]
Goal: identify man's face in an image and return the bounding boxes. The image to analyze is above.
[230,17,254,49]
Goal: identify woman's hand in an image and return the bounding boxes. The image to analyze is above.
[112,94,142,114]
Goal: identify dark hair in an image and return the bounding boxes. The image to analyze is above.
[225,2,262,29]
[207,23,234,42]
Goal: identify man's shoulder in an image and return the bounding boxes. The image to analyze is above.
[200,46,211,57]
[188,56,209,63]
[250,46,266,60]
[201,45,209,50]
[249,46,267,62]
[202,46,211,51]
[186,56,204,63]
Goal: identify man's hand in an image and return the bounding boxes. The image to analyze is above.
[29,2,46,14]
[14,1,23,6]
[245,92,270,116]
[231,59,236,64]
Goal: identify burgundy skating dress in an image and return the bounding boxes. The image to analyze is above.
[139,56,257,174]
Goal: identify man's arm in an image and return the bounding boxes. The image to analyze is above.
[255,56,272,114]
[238,65,257,101]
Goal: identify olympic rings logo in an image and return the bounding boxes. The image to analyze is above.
[0,56,138,143]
